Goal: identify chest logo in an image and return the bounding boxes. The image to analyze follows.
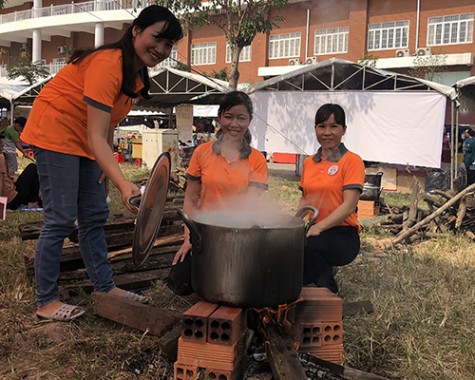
[328,165,339,176]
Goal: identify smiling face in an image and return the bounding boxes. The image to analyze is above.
[218,104,251,142]
[315,113,346,150]
[132,21,175,68]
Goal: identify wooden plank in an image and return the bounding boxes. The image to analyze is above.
[91,292,179,337]
[157,324,182,361]
[264,323,307,380]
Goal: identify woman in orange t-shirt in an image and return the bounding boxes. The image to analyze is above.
[298,104,365,293]
[21,6,183,321]
[166,91,269,295]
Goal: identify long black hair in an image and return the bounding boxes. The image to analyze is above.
[69,5,183,99]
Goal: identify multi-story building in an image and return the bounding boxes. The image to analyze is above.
[0,0,474,85]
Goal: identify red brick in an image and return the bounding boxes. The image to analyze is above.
[182,301,219,343]
[207,306,246,345]
[293,322,343,348]
[173,362,199,380]
[290,287,343,323]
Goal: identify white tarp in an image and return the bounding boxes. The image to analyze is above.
[249,91,446,168]
[193,105,219,117]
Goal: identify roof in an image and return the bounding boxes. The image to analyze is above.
[136,67,230,110]
[248,58,456,99]
[0,76,53,108]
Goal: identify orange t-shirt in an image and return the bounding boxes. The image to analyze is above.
[187,140,268,211]
[299,144,364,229]
[21,49,143,160]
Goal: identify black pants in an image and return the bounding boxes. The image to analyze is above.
[303,226,360,293]
[7,163,41,210]
[467,169,475,186]
[166,253,194,296]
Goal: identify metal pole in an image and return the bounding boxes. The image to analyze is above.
[450,101,454,190]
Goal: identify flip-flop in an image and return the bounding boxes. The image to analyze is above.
[35,304,85,322]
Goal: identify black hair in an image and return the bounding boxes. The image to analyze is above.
[217,91,254,144]
[14,116,27,128]
[69,5,183,99]
[315,103,346,127]
[465,128,475,137]
[218,91,253,120]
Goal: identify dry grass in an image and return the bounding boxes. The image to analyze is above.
[0,161,474,379]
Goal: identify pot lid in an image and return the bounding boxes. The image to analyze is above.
[132,152,170,266]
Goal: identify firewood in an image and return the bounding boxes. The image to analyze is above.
[393,183,475,245]
[455,195,468,230]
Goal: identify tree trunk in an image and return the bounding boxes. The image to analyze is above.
[229,45,242,90]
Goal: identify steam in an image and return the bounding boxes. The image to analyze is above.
[194,192,302,228]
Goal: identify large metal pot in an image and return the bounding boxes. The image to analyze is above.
[178,206,317,308]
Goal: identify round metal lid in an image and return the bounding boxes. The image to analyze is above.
[132,152,171,266]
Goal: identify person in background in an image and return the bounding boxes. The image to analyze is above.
[167,91,269,295]
[20,5,183,321]
[298,104,365,294]
[0,136,41,210]
[462,128,475,186]
[0,117,28,179]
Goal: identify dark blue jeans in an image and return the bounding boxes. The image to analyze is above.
[303,226,360,293]
[34,148,114,306]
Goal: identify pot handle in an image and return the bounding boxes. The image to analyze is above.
[127,194,142,213]
[295,206,319,234]
[177,209,202,253]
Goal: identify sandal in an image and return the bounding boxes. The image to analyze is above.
[35,304,85,322]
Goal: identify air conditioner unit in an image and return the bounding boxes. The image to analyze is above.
[20,43,27,51]
[416,47,431,56]
[288,58,300,66]
[395,49,410,58]
[305,57,318,65]
[57,46,65,55]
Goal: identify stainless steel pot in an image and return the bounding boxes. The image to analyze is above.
[178,206,318,308]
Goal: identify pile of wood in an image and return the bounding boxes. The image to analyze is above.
[363,183,475,245]
[20,205,185,297]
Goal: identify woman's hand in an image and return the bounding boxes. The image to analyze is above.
[173,241,192,265]
[307,223,324,237]
[119,181,141,213]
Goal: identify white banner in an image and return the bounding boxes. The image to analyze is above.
[249,91,446,168]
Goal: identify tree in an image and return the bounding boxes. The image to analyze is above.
[358,53,379,68]
[156,0,288,89]
[7,52,50,85]
[408,54,447,82]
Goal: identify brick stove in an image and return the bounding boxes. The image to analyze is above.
[174,287,344,380]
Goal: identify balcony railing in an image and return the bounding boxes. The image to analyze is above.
[0,0,152,25]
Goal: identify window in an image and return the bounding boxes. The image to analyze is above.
[191,42,216,65]
[226,43,251,63]
[314,27,349,55]
[158,46,178,68]
[427,13,474,46]
[268,33,301,59]
[368,21,409,50]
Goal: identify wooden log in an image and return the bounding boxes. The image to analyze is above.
[264,323,307,380]
[455,195,468,230]
[392,183,475,245]
[91,292,179,337]
[301,353,392,380]
[402,180,421,231]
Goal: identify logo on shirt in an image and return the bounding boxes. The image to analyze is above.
[328,165,339,176]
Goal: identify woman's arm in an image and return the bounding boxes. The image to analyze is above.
[172,179,201,264]
[306,188,360,237]
[87,105,140,212]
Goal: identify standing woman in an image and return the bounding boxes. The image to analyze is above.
[21,6,183,321]
[167,91,269,295]
[298,104,365,293]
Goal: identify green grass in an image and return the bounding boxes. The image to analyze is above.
[1,161,474,379]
